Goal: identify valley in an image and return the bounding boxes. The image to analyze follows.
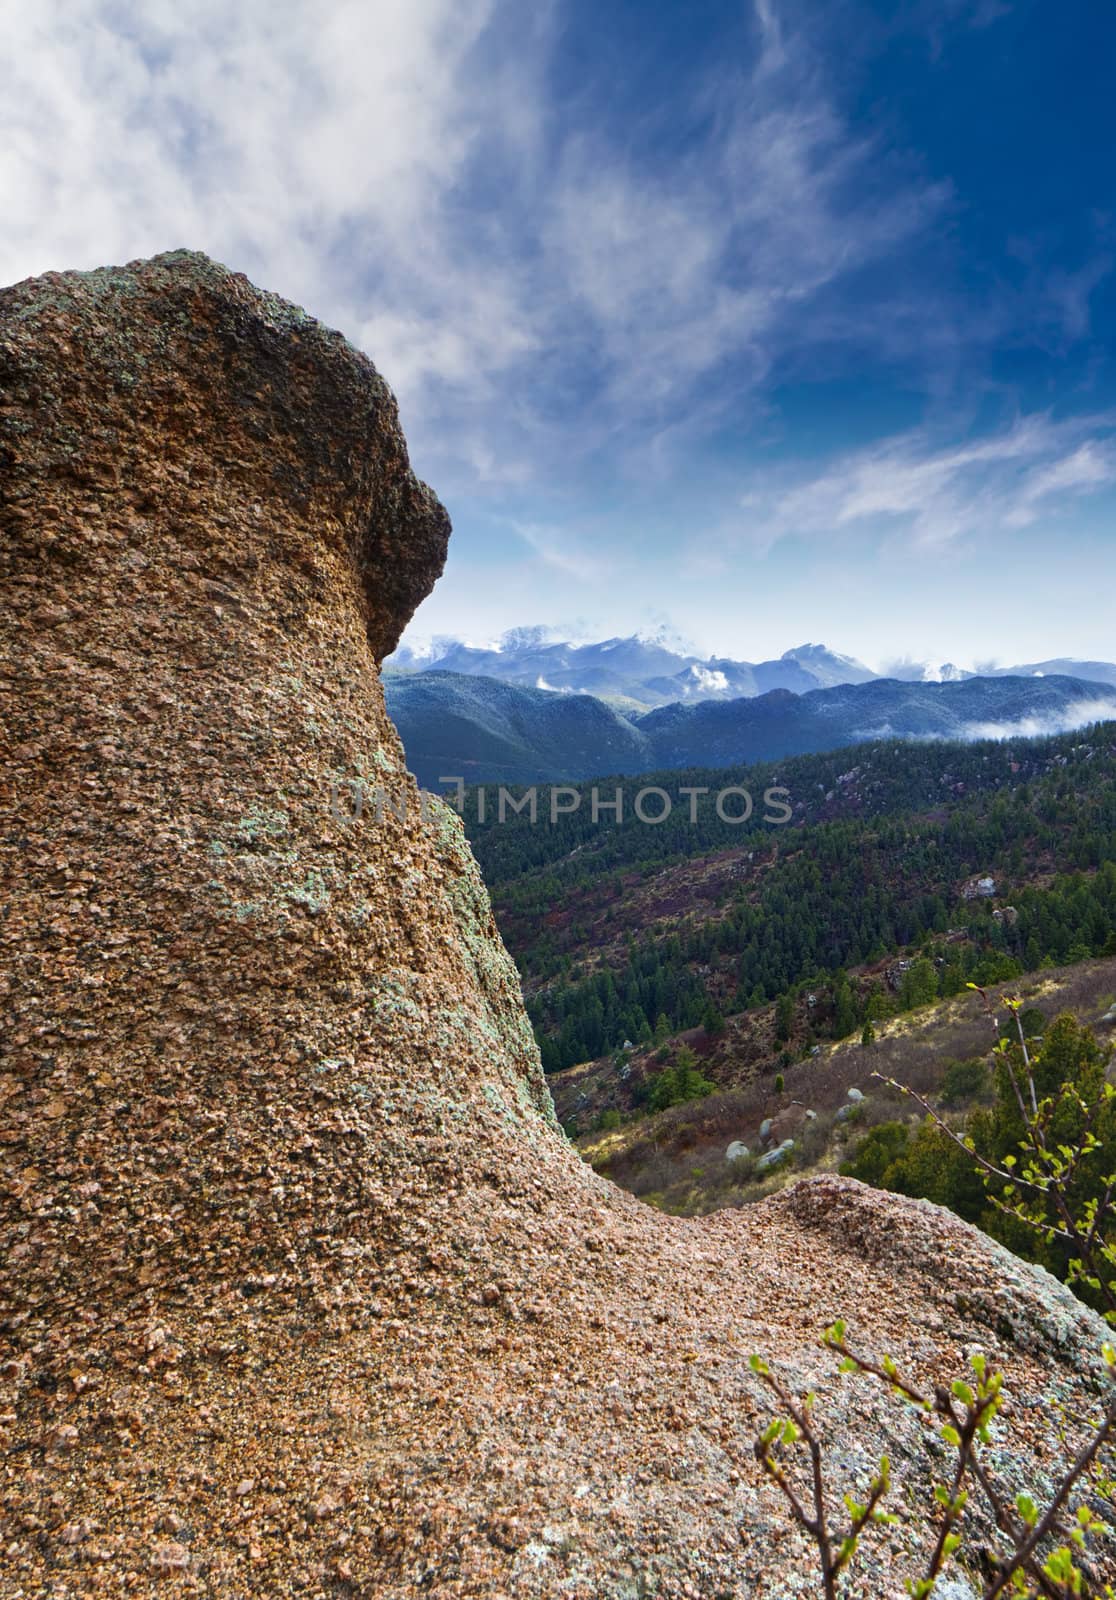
[448,722,1116,1257]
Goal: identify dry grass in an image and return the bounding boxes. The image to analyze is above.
[576,955,1116,1215]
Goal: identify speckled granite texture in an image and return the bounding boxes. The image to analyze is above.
[1,254,1112,1598]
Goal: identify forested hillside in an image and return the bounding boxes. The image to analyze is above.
[463,724,1116,1074]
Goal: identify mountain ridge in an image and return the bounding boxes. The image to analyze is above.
[389,627,1116,709]
[385,666,1116,786]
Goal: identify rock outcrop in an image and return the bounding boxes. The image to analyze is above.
[1,254,1112,1597]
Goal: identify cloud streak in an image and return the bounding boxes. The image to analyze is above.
[510,521,610,583]
[957,699,1116,740]
[737,410,1116,552]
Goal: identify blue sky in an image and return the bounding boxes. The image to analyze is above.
[4,0,1115,667]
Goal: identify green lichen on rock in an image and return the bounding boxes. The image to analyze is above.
[234,805,290,845]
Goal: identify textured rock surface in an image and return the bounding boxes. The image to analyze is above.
[1,254,1113,1597]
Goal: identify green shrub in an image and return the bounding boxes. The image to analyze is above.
[884,1117,986,1220]
[646,1045,716,1112]
[752,993,1116,1600]
[899,957,938,1010]
[702,1002,726,1035]
[839,1121,909,1188]
[938,1056,987,1107]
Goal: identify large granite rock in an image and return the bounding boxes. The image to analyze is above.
[0,254,1111,1597]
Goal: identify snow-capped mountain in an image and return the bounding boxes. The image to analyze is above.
[992,658,1116,688]
[387,631,878,709]
[389,630,1116,710]
[884,659,974,684]
[886,657,1116,688]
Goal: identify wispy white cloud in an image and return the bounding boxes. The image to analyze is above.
[1044,256,1114,342]
[538,43,952,441]
[959,699,1116,740]
[754,0,786,60]
[734,411,1116,552]
[0,0,960,495]
[912,0,1013,58]
[0,0,533,452]
[852,699,1116,744]
[1002,439,1116,526]
[510,521,611,582]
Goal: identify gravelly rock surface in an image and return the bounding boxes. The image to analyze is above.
[1,252,1113,1598]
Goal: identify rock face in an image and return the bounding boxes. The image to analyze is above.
[0,254,1112,1597]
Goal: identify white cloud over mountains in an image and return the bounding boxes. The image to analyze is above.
[1,0,951,487]
[958,698,1116,742]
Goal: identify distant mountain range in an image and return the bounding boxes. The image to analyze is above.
[988,658,1116,687]
[384,669,1116,788]
[889,656,1116,688]
[636,675,1116,773]
[387,627,1116,710]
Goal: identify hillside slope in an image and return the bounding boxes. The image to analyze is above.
[468,727,1116,1072]
[383,667,652,785]
[560,957,1116,1215]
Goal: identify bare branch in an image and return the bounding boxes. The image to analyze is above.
[984,1397,1116,1600]
[870,1071,1040,1191]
